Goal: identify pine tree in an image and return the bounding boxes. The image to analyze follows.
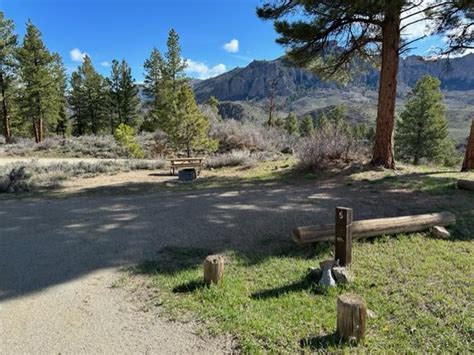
[108,59,140,133]
[50,53,68,138]
[167,84,217,157]
[142,47,166,131]
[0,11,18,143]
[284,112,299,135]
[396,75,455,165]
[142,29,188,132]
[316,112,330,132]
[69,56,109,135]
[327,105,346,128]
[166,29,187,91]
[257,1,473,168]
[300,115,314,137]
[69,71,86,135]
[17,20,56,143]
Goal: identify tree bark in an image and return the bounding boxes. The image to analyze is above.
[0,73,12,144]
[337,293,367,342]
[203,255,224,284]
[371,12,401,169]
[461,118,474,171]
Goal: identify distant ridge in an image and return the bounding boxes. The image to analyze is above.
[193,53,474,103]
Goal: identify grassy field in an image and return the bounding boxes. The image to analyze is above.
[126,163,473,353]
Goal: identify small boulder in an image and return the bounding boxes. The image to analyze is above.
[319,259,337,269]
[332,266,354,284]
[319,267,336,287]
[431,225,450,239]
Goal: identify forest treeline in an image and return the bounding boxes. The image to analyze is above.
[0,12,215,155]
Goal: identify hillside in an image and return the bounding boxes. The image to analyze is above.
[193,54,474,143]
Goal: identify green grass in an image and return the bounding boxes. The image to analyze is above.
[127,165,473,352]
[134,235,472,352]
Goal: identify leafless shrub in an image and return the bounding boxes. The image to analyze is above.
[0,135,165,159]
[0,159,166,193]
[206,150,257,169]
[210,119,293,153]
[295,127,368,171]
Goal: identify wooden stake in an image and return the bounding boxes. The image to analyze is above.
[335,207,353,266]
[337,293,367,342]
[203,255,224,284]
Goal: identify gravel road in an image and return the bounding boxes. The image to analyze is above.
[0,177,447,353]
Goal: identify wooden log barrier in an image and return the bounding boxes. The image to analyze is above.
[203,254,224,284]
[457,179,474,191]
[337,293,367,342]
[293,212,456,245]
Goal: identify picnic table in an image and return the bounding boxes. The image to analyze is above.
[168,157,205,175]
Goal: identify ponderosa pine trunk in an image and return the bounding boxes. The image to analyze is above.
[1,74,12,144]
[461,118,474,171]
[371,12,401,169]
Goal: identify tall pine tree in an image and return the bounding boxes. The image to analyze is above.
[17,20,56,143]
[0,11,18,143]
[396,75,455,165]
[51,53,68,138]
[108,59,140,133]
[69,56,109,135]
[142,29,188,132]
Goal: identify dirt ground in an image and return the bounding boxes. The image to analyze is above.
[0,163,470,353]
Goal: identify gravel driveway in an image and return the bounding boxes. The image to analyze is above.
[0,178,450,353]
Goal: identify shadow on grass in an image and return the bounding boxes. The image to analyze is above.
[251,275,314,300]
[299,332,343,350]
[172,279,207,293]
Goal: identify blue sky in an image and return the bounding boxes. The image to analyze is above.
[1,0,447,82]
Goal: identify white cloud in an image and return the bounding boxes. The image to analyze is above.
[223,39,239,53]
[185,59,227,79]
[70,48,88,62]
[101,61,110,67]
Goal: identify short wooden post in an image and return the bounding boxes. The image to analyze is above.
[203,255,224,284]
[335,207,353,266]
[337,293,367,342]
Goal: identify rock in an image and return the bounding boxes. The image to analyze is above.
[319,259,337,269]
[319,266,336,287]
[332,266,354,284]
[431,225,450,238]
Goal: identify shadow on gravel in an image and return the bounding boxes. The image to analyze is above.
[0,167,471,302]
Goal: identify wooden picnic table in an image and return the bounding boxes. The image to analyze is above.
[168,157,205,175]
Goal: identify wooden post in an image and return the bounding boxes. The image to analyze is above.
[335,207,353,266]
[203,255,224,284]
[337,293,367,342]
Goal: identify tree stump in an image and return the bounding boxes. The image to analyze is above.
[203,255,224,284]
[337,293,367,342]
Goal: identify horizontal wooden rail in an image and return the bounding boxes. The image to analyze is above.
[292,212,456,245]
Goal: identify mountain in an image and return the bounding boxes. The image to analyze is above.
[194,54,474,103]
[193,54,474,144]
